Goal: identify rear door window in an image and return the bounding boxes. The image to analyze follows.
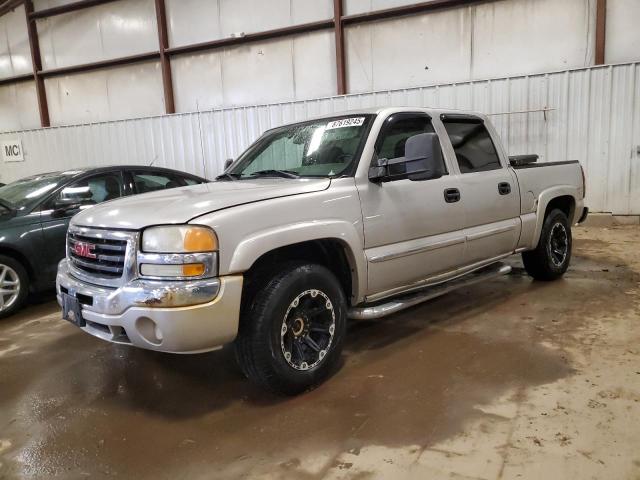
[441,119,502,173]
[131,171,184,194]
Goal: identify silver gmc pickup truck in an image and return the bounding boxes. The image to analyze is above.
[57,107,588,394]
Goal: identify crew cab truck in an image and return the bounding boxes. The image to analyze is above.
[56,107,588,395]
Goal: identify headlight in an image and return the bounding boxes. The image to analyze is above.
[139,225,218,279]
[142,225,217,253]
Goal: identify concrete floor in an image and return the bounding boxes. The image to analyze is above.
[1,225,639,480]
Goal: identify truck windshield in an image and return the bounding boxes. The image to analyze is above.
[227,115,374,179]
[0,172,77,212]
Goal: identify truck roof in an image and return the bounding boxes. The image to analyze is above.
[276,106,489,129]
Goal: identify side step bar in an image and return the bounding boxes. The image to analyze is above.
[348,262,512,320]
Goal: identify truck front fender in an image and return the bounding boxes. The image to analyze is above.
[227,219,367,303]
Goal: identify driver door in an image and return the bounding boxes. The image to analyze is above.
[356,113,466,299]
[39,171,125,284]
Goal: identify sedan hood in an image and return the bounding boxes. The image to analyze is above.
[72,178,330,230]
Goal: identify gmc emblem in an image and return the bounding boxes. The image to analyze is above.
[73,241,97,259]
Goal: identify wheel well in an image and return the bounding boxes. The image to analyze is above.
[0,246,33,281]
[243,239,355,305]
[544,195,575,222]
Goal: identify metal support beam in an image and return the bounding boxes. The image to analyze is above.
[39,52,161,78]
[165,19,334,56]
[342,0,487,24]
[29,0,119,19]
[24,0,49,127]
[333,0,347,95]
[154,0,175,114]
[595,0,607,65]
[0,0,24,18]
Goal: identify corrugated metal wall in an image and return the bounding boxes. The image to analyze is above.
[1,62,639,215]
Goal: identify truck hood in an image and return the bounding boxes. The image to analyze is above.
[72,178,331,230]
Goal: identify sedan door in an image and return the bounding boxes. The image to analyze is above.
[439,114,521,265]
[356,113,466,300]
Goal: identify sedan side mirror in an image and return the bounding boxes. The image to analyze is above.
[53,197,83,214]
[224,158,234,170]
[369,133,444,182]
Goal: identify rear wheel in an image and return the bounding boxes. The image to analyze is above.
[522,209,572,281]
[235,263,347,395]
[0,255,29,319]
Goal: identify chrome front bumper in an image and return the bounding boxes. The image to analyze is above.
[56,259,243,353]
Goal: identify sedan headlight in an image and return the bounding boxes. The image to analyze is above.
[139,225,218,279]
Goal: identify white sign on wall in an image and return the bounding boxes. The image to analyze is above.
[2,140,24,162]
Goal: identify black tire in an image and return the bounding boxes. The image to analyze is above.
[235,262,347,395]
[0,254,29,319]
[522,209,572,281]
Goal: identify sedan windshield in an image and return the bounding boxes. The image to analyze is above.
[227,115,374,179]
[0,172,78,212]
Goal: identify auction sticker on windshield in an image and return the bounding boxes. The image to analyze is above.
[326,117,365,130]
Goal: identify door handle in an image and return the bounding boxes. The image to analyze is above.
[498,182,511,195]
[444,188,461,203]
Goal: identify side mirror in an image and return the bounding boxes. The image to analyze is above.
[53,197,83,213]
[224,158,234,170]
[369,133,444,182]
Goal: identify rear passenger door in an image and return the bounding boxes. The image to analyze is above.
[440,114,521,265]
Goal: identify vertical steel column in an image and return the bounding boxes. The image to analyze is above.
[155,0,175,114]
[24,0,49,127]
[333,0,347,95]
[595,0,607,65]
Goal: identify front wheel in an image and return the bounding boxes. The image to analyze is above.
[235,263,347,395]
[522,209,572,281]
[0,255,29,319]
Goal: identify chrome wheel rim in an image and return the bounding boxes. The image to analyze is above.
[280,289,336,371]
[548,223,568,267]
[0,264,20,313]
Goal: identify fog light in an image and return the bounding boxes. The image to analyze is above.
[136,316,162,346]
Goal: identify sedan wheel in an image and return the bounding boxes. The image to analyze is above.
[0,264,21,313]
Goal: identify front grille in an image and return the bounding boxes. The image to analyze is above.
[68,232,127,278]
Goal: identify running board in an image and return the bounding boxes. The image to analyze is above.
[348,262,512,320]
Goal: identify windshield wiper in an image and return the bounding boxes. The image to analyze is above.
[0,199,13,211]
[247,169,300,179]
[215,172,240,181]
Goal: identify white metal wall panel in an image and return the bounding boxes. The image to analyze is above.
[472,0,595,79]
[37,0,158,70]
[1,63,639,214]
[171,51,225,112]
[0,81,40,131]
[605,0,640,65]
[345,8,472,93]
[166,0,333,48]
[32,0,81,11]
[0,4,32,79]
[344,0,421,15]
[44,61,165,126]
[165,0,222,47]
[172,31,337,112]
